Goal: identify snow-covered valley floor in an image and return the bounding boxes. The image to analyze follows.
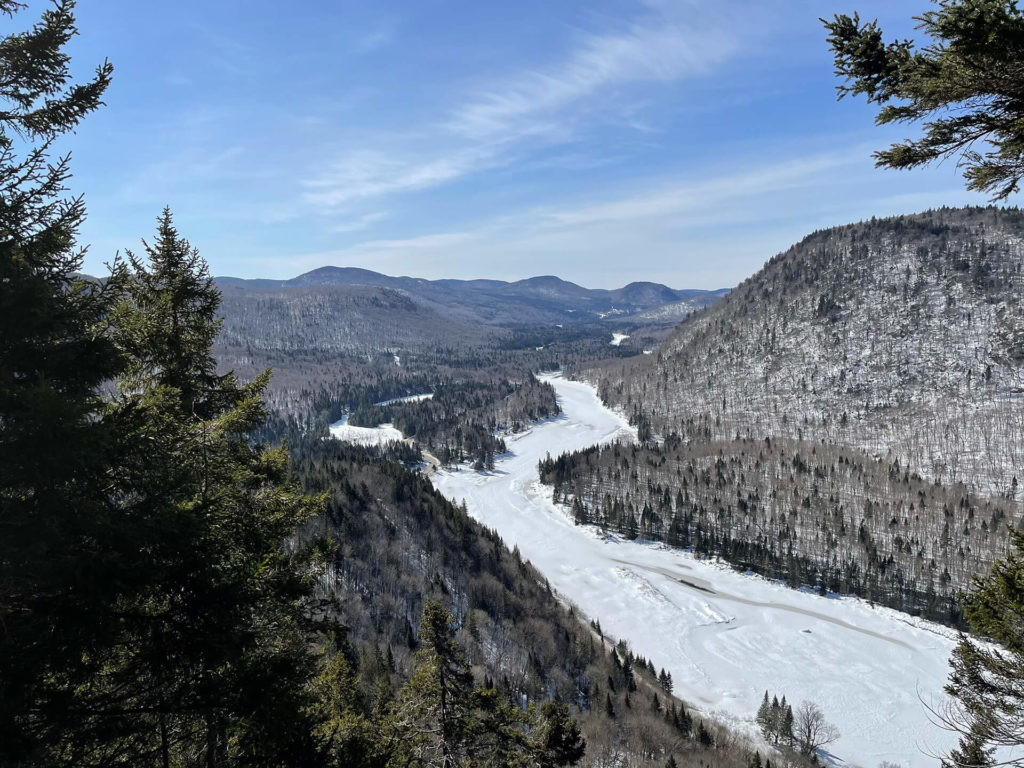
[431,374,959,768]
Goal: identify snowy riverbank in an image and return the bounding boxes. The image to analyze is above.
[430,373,958,768]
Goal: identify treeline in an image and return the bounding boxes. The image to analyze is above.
[220,314,652,450]
[539,435,1020,624]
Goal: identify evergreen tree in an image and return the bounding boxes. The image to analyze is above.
[527,701,586,768]
[781,702,795,747]
[311,644,383,767]
[698,720,714,748]
[941,528,1024,765]
[678,706,692,738]
[756,691,773,740]
[71,211,328,764]
[390,600,519,767]
[824,1,1024,199]
[0,0,119,760]
[659,668,673,694]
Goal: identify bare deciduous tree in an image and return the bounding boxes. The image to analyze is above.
[793,700,840,756]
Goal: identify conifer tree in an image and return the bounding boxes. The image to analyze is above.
[527,701,586,768]
[0,0,118,760]
[940,528,1024,765]
[824,0,1024,199]
[391,600,526,767]
[78,210,328,764]
[310,645,382,767]
[756,691,773,740]
[698,720,714,748]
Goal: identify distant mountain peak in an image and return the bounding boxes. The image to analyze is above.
[214,266,727,327]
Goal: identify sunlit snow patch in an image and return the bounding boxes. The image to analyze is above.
[375,393,434,406]
[610,332,630,346]
[329,415,404,446]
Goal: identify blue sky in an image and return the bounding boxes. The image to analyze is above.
[56,0,986,288]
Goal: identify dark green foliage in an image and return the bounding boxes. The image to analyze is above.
[531,702,586,768]
[75,211,329,764]
[378,601,586,768]
[756,692,794,746]
[942,528,1024,764]
[0,0,119,759]
[697,720,713,748]
[825,2,1024,199]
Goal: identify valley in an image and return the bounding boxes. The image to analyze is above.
[429,375,960,768]
[13,3,1024,765]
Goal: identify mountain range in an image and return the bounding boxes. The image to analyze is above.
[216,267,728,327]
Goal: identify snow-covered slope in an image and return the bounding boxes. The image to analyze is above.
[592,207,1024,498]
[432,375,958,768]
[328,414,404,446]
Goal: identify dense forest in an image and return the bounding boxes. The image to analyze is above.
[218,293,660,466]
[539,435,1020,624]
[586,208,1024,497]
[287,438,780,768]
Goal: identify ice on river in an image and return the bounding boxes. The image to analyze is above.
[431,373,959,768]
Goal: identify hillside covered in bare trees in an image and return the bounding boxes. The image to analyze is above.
[560,207,1024,622]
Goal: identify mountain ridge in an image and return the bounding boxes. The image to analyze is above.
[589,205,1024,494]
[215,266,729,326]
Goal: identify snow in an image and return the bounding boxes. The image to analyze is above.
[431,374,960,768]
[375,393,434,406]
[610,332,630,346]
[328,414,404,446]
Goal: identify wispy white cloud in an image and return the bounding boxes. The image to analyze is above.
[348,231,476,253]
[281,146,864,281]
[303,2,752,214]
[352,20,397,54]
[332,211,389,233]
[538,150,860,228]
[303,148,500,210]
[447,11,740,142]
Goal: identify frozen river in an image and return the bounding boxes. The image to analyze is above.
[430,373,959,768]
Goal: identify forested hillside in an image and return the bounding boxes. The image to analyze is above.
[290,439,769,768]
[539,436,1017,623]
[215,279,669,467]
[216,267,726,327]
[589,207,1024,496]
[561,207,1024,621]
[217,283,500,353]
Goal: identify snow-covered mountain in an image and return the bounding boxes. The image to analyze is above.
[216,267,726,327]
[590,206,1024,497]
